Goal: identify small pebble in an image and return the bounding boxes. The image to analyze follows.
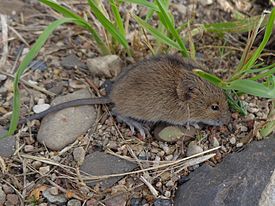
[43,188,67,204]
[229,137,236,145]
[246,113,255,120]
[67,199,81,206]
[32,161,42,169]
[24,145,34,152]
[37,98,45,105]
[39,166,50,175]
[211,136,220,147]
[186,141,203,156]
[154,198,172,206]
[2,184,13,194]
[0,74,7,81]
[247,107,259,113]
[0,186,6,204]
[164,191,171,198]
[166,180,175,187]
[240,126,248,132]
[156,181,162,188]
[236,143,243,147]
[33,104,50,114]
[6,194,19,205]
[49,187,59,196]
[199,0,213,6]
[164,154,173,161]
[73,147,86,165]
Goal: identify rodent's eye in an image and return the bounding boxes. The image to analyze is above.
[211,104,219,111]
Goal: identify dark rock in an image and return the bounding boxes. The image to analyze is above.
[153,199,173,206]
[175,137,275,206]
[80,151,137,188]
[30,60,48,71]
[0,129,16,157]
[130,198,142,206]
[61,54,86,70]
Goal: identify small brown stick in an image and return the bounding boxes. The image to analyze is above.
[8,26,30,47]
[0,14,9,69]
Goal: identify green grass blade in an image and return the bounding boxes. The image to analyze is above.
[250,65,275,81]
[204,14,270,33]
[110,0,125,36]
[193,69,225,87]
[155,0,189,57]
[228,79,275,98]
[240,8,275,72]
[39,0,110,55]
[7,18,75,136]
[133,14,181,50]
[87,0,131,55]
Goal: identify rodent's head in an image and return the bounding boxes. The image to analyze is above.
[176,75,230,126]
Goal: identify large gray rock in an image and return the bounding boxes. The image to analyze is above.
[37,89,96,150]
[175,137,275,206]
[80,151,137,188]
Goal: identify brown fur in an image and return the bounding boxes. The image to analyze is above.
[111,55,230,125]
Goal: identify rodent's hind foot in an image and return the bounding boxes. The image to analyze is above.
[116,115,149,138]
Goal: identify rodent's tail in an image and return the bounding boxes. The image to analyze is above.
[19,96,112,124]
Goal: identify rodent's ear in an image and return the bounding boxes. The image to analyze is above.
[176,80,196,101]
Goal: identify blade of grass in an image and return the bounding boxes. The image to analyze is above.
[155,0,189,57]
[227,79,275,98]
[110,0,125,36]
[6,18,76,137]
[39,0,110,55]
[193,69,225,87]
[204,14,270,33]
[87,0,131,56]
[231,8,275,80]
[250,65,275,81]
[133,14,181,50]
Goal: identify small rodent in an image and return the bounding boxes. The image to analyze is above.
[18,55,230,137]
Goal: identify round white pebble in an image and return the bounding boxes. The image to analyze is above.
[33,104,50,114]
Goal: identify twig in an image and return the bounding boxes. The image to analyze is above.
[0,15,9,69]
[8,26,30,47]
[0,70,56,97]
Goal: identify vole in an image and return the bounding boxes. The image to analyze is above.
[17,55,230,137]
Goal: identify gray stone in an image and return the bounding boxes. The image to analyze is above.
[0,186,6,204]
[175,137,275,206]
[87,55,123,78]
[0,129,16,157]
[61,54,86,70]
[43,188,67,204]
[73,147,86,165]
[154,199,172,206]
[6,194,19,205]
[104,193,127,206]
[0,74,7,81]
[37,89,96,150]
[67,199,81,206]
[80,151,137,188]
[186,141,203,156]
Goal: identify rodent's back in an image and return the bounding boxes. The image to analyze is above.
[110,55,230,125]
